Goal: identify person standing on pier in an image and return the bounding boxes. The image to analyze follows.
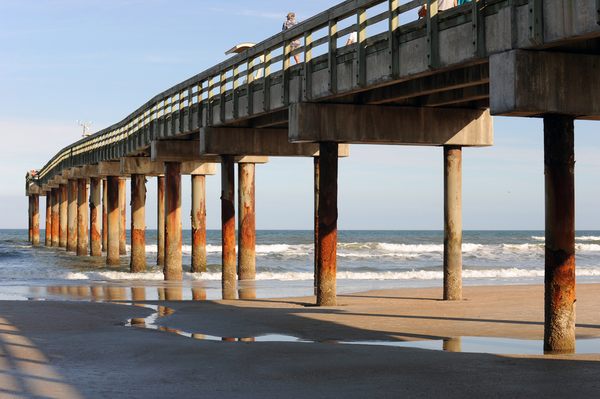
[282,12,301,64]
[419,0,458,18]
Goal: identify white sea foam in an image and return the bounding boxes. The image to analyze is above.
[64,268,600,282]
[123,240,600,261]
[533,235,600,242]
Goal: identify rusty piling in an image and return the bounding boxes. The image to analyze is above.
[221,156,236,299]
[544,115,576,354]
[76,179,88,256]
[102,179,108,252]
[119,178,127,255]
[316,142,338,306]
[157,176,165,266]
[443,146,463,301]
[89,177,102,257]
[67,180,78,252]
[28,196,32,243]
[164,163,182,280]
[59,185,68,248]
[238,163,256,281]
[314,156,320,295]
[45,194,51,246]
[106,176,121,266]
[31,195,40,246]
[51,189,59,247]
[130,174,147,273]
[191,174,207,273]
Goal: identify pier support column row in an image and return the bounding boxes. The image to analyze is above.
[544,115,576,354]
[313,156,320,294]
[89,178,102,257]
[45,194,51,246]
[51,188,59,247]
[443,146,462,301]
[164,163,182,280]
[191,174,207,273]
[77,179,88,256]
[67,179,78,252]
[119,178,127,255]
[102,179,108,252]
[316,142,338,306]
[30,195,40,246]
[106,176,121,266]
[238,162,256,281]
[130,174,146,273]
[157,176,165,267]
[59,185,67,248]
[28,196,32,243]
[221,156,236,299]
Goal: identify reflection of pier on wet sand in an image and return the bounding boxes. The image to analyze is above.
[1,283,600,397]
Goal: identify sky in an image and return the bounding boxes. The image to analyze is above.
[1,0,599,230]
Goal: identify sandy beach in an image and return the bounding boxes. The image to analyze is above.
[1,283,599,398]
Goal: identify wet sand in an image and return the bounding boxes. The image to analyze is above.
[1,284,600,398]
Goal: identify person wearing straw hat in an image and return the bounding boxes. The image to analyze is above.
[282,12,301,64]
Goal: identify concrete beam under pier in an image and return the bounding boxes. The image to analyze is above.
[201,128,321,157]
[151,140,219,163]
[120,158,164,176]
[490,51,600,120]
[289,103,492,146]
[152,140,268,164]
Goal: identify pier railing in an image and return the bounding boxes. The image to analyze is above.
[32,0,516,186]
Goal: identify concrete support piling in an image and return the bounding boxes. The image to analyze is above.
[76,179,88,256]
[106,176,121,266]
[89,178,102,257]
[31,195,40,246]
[191,175,207,273]
[119,178,127,255]
[102,179,108,252]
[130,174,147,273]
[67,180,78,252]
[164,163,182,280]
[544,115,576,354]
[59,185,67,248]
[51,189,60,247]
[238,163,256,281]
[221,156,236,299]
[316,142,338,306]
[45,195,51,246]
[28,196,32,243]
[157,176,165,266]
[443,146,463,301]
[314,156,320,294]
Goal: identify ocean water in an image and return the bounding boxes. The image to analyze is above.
[1,229,600,299]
